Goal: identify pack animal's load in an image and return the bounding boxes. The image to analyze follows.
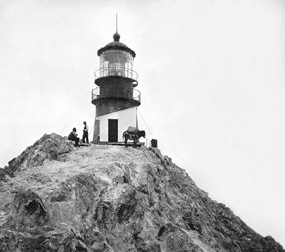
[127,126,139,134]
[151,139,158,148]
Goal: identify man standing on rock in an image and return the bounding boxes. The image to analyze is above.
[82,121,89,144]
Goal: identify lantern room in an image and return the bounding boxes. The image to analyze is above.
[95,32,138,86]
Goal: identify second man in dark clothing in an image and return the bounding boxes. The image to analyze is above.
[68,128,80,147]
[82,121,89,144]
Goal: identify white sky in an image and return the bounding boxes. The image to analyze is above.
[1,0,285,247]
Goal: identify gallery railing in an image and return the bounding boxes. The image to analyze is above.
[94,67,138,80]
[91,88,141,103]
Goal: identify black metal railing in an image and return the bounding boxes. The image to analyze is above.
[133,89,141,102]
[91,87,100,100]
[91,88,141,103]
[94,67,138,80]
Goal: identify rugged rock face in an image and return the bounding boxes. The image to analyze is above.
[0,133,284,252]
[0,133,75,182]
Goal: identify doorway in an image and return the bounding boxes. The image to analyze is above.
[108,119,118,142]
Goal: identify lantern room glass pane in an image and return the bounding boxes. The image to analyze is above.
[99,50,134,78]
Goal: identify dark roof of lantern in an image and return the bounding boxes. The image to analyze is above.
[97,32,136,58]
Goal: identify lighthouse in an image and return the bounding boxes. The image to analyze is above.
[91,29,141,143]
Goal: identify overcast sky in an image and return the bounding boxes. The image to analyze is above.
[1,0,285,247]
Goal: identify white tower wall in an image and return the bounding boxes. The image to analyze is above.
[98,107,137,142]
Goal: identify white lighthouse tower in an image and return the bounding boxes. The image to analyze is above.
[91,28,141,143]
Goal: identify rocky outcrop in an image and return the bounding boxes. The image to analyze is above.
[0,134,284,251]
[0,133,74,182]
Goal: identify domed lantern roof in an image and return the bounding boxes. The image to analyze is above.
[97,32,136,58]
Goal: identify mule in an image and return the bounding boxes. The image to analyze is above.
[122,130,146,148]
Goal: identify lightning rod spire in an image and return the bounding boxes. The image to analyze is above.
[113,13,120,42]
[116,13,118,33]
